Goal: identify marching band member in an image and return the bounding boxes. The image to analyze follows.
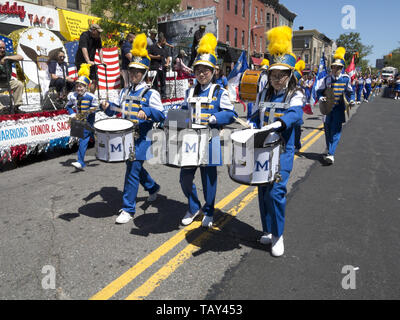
[356,74,364,104]
[100,34,165,224]
[66,64,99,170]
[259,58,269,92]
[364,74,372,102]
[249,26,305,257]
[179,33,237,228]
[394,74,400,100]
[316,47,355,165]
[376,76,383,95]
[294,60,306,152]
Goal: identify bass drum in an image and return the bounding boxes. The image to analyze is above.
[239,70,265,102]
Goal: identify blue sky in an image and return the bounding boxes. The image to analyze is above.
[279,0,400,66]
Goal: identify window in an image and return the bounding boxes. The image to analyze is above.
[266,12,271,28]
[234,28,238,47]
[254,35,257,51]
[260,36,263,52]
[67,0,79,10]
[260,9,263,24]
[226,25,230,42]
[255,7,258,24]
[242,30,245,47]
[242,0,245,17]
[227,0,230,10]
[187,6,193,10]
[275,17,278,27]
[305,54,309,64]
[235,0,238,14]
[272,14,275,27]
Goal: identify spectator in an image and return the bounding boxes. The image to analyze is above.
[173,49,192,77]
[0,40,24,113]
[215,66,228,89]
[74,24,105,93]
[148,35,168,99]
[121,32,135,88]
[147,29,158,48]
[189,25,206,67]
[48,49,75,98]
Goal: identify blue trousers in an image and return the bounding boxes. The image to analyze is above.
[364,85,371,100]
[294,124,302,150]
[258,170,290,237]
[77,129,93,167]
[122,160,160,214]
[180,166,217,217]
[324,108,343,156]
[356,86,364,102]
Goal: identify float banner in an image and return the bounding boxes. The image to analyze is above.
[58,9,100,41]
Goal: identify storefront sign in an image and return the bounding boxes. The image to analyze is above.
[0,1,59,31]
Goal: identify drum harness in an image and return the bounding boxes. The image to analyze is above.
[119,85,152,161]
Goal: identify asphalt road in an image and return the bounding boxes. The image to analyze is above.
[1,96,398,300]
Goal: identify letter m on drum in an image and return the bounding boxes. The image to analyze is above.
[255,160,269,171]
[111,144,122,153]
[185,142,197,153]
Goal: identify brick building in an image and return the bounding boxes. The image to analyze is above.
[180,0,295,73]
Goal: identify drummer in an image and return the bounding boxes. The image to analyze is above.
[248,26,305,257]
[179,33,237,228]
[100,34,165,224]
[316,47,355,164]
[66,64,99,170]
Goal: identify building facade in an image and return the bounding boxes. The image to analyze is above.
[19,0,92,15]
[293,29,333,73]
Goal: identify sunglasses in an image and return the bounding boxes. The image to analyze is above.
[59,56,65,59]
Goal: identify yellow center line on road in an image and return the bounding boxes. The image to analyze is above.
[90,122,326,300]
[125,188,259,300]
[123,127,327,300]
[89,184,249,300]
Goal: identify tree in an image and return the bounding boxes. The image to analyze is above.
[383,48,400,70]
[336,32,373,72]
[90,0,181,42]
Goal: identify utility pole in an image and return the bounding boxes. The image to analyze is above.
[247,0,252,66]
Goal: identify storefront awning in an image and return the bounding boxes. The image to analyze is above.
[58,9,100,41]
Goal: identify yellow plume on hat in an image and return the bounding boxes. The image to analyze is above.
[261,59,270,67]
[131,33,150,60]
[334,47,346,61]
[197,33,217,56]
[267,26,293,56]
[78,63,91,79]
[295,60,306,73]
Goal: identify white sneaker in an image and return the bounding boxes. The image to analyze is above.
[271,236,284,257]
[115,209,133,224]
[147,186,160,202]
[324,154,335,164]
[71,161,83,170]
[201,215,213,228]
[181,210,201,226]
[260,233,272,245]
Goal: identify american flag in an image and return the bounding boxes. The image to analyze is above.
[95,47,120,90]
[66,46,120,89]
[65,41,78,65]
[0,35,17,79]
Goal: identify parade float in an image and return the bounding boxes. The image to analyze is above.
[0,2,192,165]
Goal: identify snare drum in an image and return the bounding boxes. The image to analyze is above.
[239,70,265,102]
[165,124,218,167]
[228,129,282,185]
[93,118,136,162]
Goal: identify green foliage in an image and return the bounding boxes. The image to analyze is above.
[90,0,181,35]
[383,49,400,70]
[336,32,373,70]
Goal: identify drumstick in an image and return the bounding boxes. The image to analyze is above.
[234,117,252,129]
[109,106,152,120]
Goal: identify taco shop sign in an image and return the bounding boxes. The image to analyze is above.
[0,1,59,31]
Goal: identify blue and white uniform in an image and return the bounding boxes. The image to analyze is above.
[316,73,353,156]
[66,91,99,168]
[364,77,372,100]
[356,77,364,102]
[249,88,304,238]
[180,83,236,218]
[103,82,165,215]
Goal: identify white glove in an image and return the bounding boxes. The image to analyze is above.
[69,113,76,118]
[208,115,217,125]
[349,100,356,106]
[262,121,282,131]
[319,96,327,102]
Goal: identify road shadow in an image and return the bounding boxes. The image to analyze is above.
[130,194,188,236]
[296,151,326,165]
[184,209,268,257]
